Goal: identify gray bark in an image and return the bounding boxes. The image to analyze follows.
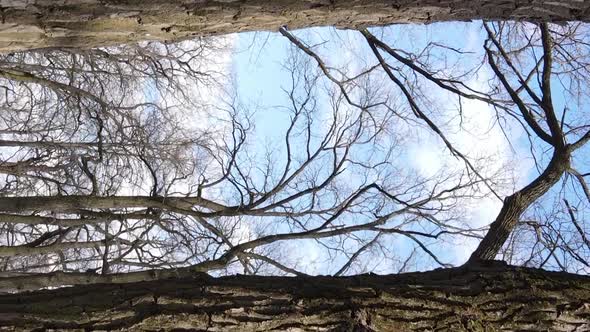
[0,1,589,52]
[469,147,571,261]
[0,262,588,331]
[0,241,103,258]
[0,195,225,213]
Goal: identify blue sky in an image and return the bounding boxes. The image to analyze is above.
[2,21,587,277]
[194,20,590,275]
[224,23,535,273]
[0,20,585,276]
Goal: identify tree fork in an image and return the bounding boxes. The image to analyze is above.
[0,262,589,331]
[0,1,590,52]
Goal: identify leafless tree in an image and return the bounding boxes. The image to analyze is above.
[0,37,233,276]
[352,21,590,272]
[0,30,492,289]
[0,19,589,331]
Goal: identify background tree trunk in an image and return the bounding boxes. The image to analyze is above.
[0,262,588,331]
[0,0,589,52]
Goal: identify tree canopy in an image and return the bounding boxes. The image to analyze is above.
[0,4,589,331]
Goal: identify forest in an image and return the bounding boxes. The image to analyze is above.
[0,1,589,331]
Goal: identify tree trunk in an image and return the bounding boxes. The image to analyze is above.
[0,262,588,331]
[0,1,589,52]
[469,148,571,261]
[0,195,224,212]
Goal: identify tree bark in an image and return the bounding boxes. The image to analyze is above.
[0,195,225,212]
[0,240,104,258]
[469,148,571,261]
[0,1,589,52]
[0,262,588,331]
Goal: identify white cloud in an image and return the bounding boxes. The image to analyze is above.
[409,73,533,264]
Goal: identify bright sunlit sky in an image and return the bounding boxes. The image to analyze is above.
[0,20,587,278]
[213,22,541,273]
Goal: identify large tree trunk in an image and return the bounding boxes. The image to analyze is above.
[0,1,589,52]
[0,262,589,331]
[469,147,571,261]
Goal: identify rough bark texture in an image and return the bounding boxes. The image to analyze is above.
[0,262,588,331]
[0,1,590,52]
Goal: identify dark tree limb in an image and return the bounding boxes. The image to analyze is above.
[1,1,590,52]
[0,263,588,331]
